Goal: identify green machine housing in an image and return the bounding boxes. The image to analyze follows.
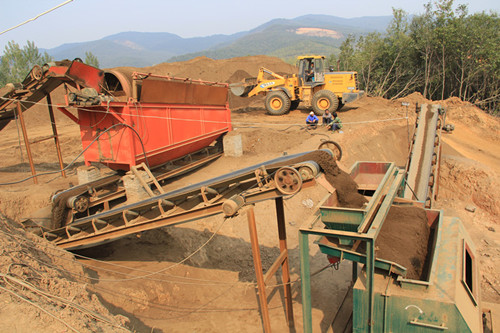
[299,161,486,332]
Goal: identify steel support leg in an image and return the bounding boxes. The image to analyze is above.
[16,102,37,184]
[299,230,312,333]
[275,197,294,327]
[366,239,375,331]
[46,94,66,178]
[247,206,272,333]
[352,261,358,285]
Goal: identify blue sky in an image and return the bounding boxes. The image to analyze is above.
[0,0,498,52]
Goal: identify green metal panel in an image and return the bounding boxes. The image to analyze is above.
[320,207,365,225]
[299,230,313,333]
[319,162,398,237]
[353,290,472,332]
[316,236,407,276]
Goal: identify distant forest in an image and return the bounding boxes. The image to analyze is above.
[329,0,499,114]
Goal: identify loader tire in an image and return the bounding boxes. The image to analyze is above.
[265,91,291,115]
[312,90,339,116]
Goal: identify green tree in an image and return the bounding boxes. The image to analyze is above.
[336,34,356,71]
[410,3,436,99]
[0,40,52,86]
[330,0,499,112]
[84,51,100,68]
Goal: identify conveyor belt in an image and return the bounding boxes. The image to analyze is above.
[35,150,327,250]
[404,104,444,207]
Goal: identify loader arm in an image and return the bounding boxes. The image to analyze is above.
[257,67,285,81]
[229,67,290,98]
[244,67,287,97]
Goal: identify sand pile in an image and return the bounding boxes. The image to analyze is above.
[113,55,296,110]
[376,205,431,280]
[0,213,130,332]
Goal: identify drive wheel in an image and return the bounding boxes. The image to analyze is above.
[274,167,302,195]
[312,90,339,116]
[318,140,343,161]
[265,91,291,115]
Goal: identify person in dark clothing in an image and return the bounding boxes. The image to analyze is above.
[306,111,319,129]
[322,110,333,126]
[306,63,315,82]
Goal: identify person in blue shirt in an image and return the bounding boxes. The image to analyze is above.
[306,111,319,129]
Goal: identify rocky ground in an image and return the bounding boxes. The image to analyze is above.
[0,56,498,332]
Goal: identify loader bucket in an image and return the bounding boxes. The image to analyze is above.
[229,82,256,97]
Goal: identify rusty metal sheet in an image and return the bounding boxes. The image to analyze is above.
[140,77,228,106]
[65,60,105,93]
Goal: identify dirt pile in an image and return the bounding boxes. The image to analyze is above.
[0,214,131,332]
[376,205,431,280]
[439,157,500,216]
[396,91,432,106]
[441,98,500,141]
[114,55,296,110]
[312,151,368,208]
[138,55,297,83]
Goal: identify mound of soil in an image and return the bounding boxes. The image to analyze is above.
[376,205,430,280]
[0,214,131,332]
[227,69,253,83]
[115,55,297,110]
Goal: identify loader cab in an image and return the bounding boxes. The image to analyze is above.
[298,56,325,85]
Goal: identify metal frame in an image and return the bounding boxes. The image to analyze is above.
[15,96,67,184]
[404,104,445,208]
[41,151,320,250]
[247,197,294,332]
[299,163,405,332]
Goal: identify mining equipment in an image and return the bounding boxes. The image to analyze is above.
[230,55,364,115]
[0,59,231,229]
[4,60,496,332]
[299,104,497,332]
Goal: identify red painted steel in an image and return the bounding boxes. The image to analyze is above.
[78,100,231,170]
[65,61,104,92]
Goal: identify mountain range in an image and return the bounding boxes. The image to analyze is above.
[44,15,392,68]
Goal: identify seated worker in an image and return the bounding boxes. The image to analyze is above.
[328,112,343,132]
[322,110,333,126]
[306,63,315,82]
[306,111,319,129]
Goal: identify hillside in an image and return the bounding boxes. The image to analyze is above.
[44,15,392,67]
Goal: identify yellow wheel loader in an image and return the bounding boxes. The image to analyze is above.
[230,55,364,116]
